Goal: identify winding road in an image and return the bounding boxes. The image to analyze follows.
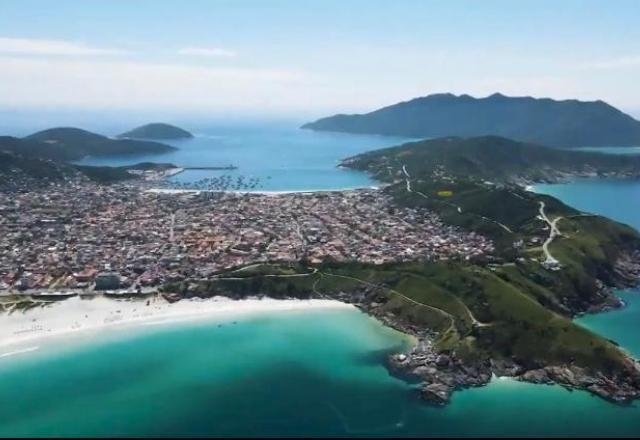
[401,164,513,233]
[538,201,562,266]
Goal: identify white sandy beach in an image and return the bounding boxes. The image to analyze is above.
[145,187,379,195]
[0,296,354,356]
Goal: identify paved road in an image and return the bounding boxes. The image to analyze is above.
[402,165,412,192]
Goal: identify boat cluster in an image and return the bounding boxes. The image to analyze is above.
[167,174,265,191]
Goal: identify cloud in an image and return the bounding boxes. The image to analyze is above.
[178,47,237,58]
[0,37,129,56]
[0,56,314,112]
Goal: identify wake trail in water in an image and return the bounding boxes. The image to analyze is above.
[0,346,40,358]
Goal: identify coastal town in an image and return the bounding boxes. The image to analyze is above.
[0,178,494,294]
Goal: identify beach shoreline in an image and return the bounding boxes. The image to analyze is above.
[0,296,354,357]
[144,186,380,195]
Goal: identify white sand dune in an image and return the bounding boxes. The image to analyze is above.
[0,296,353,355]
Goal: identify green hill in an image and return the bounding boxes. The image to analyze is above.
[303,93,640,147]
[0,151,69,182]
[0,135,79,161]
[342,135,640,185]
[0,150,138,185]
[24,127,177,160]
[117,123,193,140]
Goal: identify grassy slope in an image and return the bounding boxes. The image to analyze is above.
[387,178,640,313]
[164,260,628,376]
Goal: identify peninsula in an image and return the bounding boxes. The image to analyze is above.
[303,93,640,147]
[340,135,640,185]
[2,133,640,406]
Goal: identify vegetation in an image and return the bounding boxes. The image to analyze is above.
[117,123,193,139]
[390,178,640,311]
[303,92,640,147]
[0,151,138,184]
[164,260,630,376]
[74,165,138,183]
[0,135,79,161]
[343,135,640,185]
[0,151,68,181]
[0,130,178,183]
[23,127,176,160]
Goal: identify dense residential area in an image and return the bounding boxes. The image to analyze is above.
[0,181,494,294]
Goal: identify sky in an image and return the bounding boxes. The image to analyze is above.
[0,0,639,121]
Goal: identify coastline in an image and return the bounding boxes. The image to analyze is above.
[0,295,354,356]
[3,156,640,408]
[145,186,380,195]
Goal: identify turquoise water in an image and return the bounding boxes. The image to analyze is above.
[1,306,640,437]
[534,178,640,230]
[75,123,412,191]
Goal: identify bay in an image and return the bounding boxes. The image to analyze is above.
[74,122,412,191]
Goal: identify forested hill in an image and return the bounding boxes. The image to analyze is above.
[117,123,193,140]
[341,135,640,185]
[23,127,176,160]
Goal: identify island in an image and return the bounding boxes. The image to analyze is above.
[117,123,194,140]
[302,93,640,147]
[23,127,177,160]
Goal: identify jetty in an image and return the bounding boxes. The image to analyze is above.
[183,165,237,170]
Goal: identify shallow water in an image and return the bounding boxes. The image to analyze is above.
[1,305,640,437]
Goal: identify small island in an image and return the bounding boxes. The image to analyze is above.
[117,123,194,140]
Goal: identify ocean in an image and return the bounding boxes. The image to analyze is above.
[1,123,640,437]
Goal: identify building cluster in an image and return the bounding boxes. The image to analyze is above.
[0,182,494,293]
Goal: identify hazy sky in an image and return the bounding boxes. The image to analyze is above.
[0,0,639,119]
